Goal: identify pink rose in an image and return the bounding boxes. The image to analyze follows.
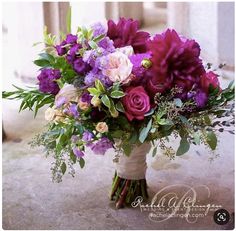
[200,71,221,93]
[122,86,150,121]
[101,51,133,84]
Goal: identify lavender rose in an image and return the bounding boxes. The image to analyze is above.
[122,86,150,121]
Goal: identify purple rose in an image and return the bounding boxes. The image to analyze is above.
[37,68,61,95]
[122,86,150,121]
[90,137,113,155]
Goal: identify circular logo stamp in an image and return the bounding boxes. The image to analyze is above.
[214,209,230,225]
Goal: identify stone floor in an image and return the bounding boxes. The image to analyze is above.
[2,98,235,230]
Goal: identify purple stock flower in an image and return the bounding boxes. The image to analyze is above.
[37,69,61,95]
[82,130,94,142]
[73,147,84,158]
[91,22,107,37]
[98,37,115,52]
[91,137,113,155]
[69,104,79,118]
[55,40,67,56]
[55,96,66,108]
[66,34,78,44]
[81,92,92,104]
[84,69,112,87]
[73,58,91,75]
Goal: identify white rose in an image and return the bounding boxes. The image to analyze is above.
[96,122,108,133]
[101,51,133,84]
[116,46,134,57]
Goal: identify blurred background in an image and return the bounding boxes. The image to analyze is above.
[2,2,235,230]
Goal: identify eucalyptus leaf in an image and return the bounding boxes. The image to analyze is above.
[206,131,217,150]
[139,119,152,143]
[79,157,85,168]
[176,138,190,156]
[61,162,67,174]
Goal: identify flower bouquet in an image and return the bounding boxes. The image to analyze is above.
[3,17,234,209]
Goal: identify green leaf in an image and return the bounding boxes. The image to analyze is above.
[38,53,55,62]
[61,162,67,174]
[34,59,50,67]
[110,90,125,98]
[206,131,217,150]
[93,34,105,43]
[79,157,85,168]
[87,87,101,96]
[204,115,211,125]
[66,6,71,33]
[174,98,183,107]
[176,138,190,156]
[70,151,77,164]
[95,79,105,93]
[152,146,158,157]
[129,130,138,144]
[88,40,98,49]
[111,130,123,138]
[101,95,111,108]
[115,101,125,113]
[139,119,152,143]
[193,132,201,145]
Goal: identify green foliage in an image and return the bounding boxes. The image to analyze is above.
[139,118,152,143]
[176,138,190,156]
[2,86,54,117]
[43,26,57,46]
[206,131,217,150]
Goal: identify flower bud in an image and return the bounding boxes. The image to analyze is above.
[141,58,152,69]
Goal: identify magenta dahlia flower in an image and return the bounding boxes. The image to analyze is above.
[147,29,205,97]
[107,18,150,53]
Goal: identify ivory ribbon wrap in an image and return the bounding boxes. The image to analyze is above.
[116,142,151,180]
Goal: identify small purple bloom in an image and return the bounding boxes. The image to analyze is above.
[55,96,66,108]
[37,69,61,95]
[91,137,113,155]
[55,40,67,56]
[82,130,94,142]
[69,104,79,118]
[84,69,112,87]
[98,37,115,52]
[91,22,107,37]
[73,58,91,75]
[66,34,78,44]
[129,53,151,77]
[194,90,208,108]
[73,147,84,158]
[81,92,92,104]
[71,135,79,143]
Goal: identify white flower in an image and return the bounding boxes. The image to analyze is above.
[55,84,79,105]
[96,122,108,133]
[45,107,56,121]
[116,46,134,57]
[101,51,133,84]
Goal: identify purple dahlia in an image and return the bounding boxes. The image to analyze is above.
[107,18,150,53]
[147,29,205,97]
[37,68,61,95]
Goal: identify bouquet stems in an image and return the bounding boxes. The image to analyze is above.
[110,171,148,209]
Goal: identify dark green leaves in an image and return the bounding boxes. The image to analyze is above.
[79,158,85,168]
[61,162,67,175]
[176,138,190,156]
[139,119,152,143]
[206,131,217,150]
